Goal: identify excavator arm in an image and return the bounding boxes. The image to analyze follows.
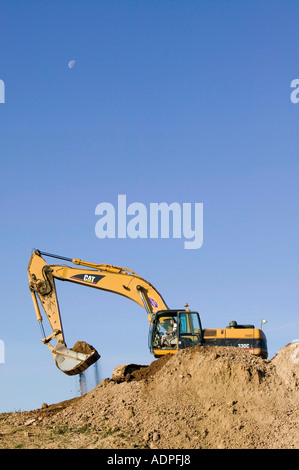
[27,250,168,375]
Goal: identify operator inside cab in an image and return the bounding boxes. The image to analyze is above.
[160,317,177,348]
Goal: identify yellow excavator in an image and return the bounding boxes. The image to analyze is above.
[27,250,268,377]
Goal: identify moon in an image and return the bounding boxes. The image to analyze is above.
[68,60,76,69]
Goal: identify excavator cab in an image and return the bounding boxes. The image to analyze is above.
[149,310,203,357]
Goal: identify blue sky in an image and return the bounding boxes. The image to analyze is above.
[0,0,298,412]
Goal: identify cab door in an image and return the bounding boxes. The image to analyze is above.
[178,312,203,349]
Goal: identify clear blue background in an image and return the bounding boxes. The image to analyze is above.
[0,0,298,412]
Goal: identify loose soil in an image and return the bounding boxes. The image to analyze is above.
[0,343,298,449]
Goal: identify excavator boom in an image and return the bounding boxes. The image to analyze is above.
[27,249,168,375]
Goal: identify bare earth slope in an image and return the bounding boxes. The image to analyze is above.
[0,344,298,449]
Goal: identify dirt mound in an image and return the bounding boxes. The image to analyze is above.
[0,345,298,449]
[271,342,299,391]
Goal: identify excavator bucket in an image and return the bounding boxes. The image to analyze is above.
[53,341,100,376]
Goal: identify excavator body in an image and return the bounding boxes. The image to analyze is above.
[149,310,268,359]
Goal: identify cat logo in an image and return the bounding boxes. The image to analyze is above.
[71,274,105,284]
